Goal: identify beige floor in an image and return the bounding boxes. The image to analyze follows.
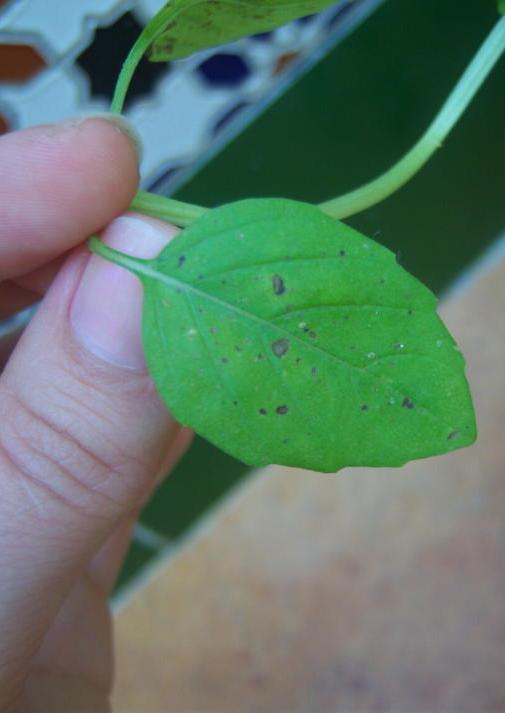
[113,252,505,712]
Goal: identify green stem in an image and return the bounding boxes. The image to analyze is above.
[88,236,148,276]
[319,16,505,220]
[110,4,174,114]
[130,190,207,227]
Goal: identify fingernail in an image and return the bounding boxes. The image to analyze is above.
[60,113,143,162]
[70,216,173,369]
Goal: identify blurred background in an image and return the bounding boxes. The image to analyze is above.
[0,0,504,593]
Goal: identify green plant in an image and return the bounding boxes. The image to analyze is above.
[90,0,505,473]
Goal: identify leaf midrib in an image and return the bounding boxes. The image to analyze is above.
[136,257,458,432]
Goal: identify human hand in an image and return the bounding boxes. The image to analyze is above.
[0,117,192,712]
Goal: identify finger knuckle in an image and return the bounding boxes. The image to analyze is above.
[0,386,141,521]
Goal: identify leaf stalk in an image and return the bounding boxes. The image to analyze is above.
[319,16,505,220]
[130,191,207,227]
[110,4,175,113]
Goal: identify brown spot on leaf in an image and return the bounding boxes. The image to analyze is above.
[339,249,347,257]
[309,331,317,339]
[221,357,229,364]
[276,405,289,415]
[402,397,415,409]
[272,274,286,295]
[361,404,369,411]
[259,408,267,415]
[447,430,460,441]
[311,367,317,377]
[178,255,186,267]
[272,338,290,358]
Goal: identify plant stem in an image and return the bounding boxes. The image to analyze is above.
[131,191,208,227]
[88,236,148,276]
[110,4,174,114]
[319,16,505,220]
[130,191,208,228]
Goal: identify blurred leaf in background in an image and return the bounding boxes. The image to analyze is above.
[148,0,337,61]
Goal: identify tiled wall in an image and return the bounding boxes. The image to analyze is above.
[0,0,382,193]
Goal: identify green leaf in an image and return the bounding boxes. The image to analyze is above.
[499,0,505,15]
[146,0,338,62]
[96,199,476,473]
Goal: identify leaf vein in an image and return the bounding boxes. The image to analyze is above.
[185,292,237,402]
[139,263,456,432]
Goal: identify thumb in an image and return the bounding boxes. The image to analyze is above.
[0,215,180,694]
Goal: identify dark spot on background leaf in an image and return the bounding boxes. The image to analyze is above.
[402,397,415,409]
[272,274,286,295]
[178,255,186,267]
[276,405,289,415]
[272,338,290,358]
